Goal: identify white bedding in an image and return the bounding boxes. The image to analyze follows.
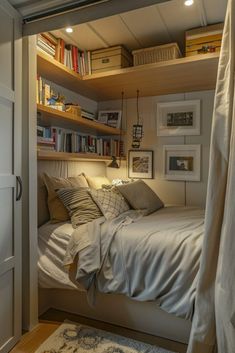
[38,206,204,320]
[38,222,78,289]
[65,206,204,320]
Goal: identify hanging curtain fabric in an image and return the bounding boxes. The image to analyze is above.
[187,0,235,352]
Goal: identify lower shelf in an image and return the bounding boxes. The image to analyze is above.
[37,150,124,162]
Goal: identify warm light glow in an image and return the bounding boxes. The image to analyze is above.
[184,0,194,6]
[65,27,73,33]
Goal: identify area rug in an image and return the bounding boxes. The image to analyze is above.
[35,321,177,353]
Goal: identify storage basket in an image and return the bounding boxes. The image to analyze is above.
[132,43,182,66]
[91,46,132,73]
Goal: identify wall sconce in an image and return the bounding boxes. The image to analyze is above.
[132,90,143,149]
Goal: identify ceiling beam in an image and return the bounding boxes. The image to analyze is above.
[22,0,171,36]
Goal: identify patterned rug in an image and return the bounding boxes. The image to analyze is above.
[35,322,177,353]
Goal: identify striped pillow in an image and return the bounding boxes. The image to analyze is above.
[57,187,102,228]
[89,188,130,220]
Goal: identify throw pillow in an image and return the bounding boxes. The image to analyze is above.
[43,173,89,223]
[85,175,111,189]
[117,180,164,215]
[57,187,103,228]
[89,188,130,220]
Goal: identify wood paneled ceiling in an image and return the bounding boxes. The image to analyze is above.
[49,0,227,53]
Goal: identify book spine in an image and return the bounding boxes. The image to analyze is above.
[60,39,65,64]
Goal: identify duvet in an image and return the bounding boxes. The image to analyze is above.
[64,206,204,320]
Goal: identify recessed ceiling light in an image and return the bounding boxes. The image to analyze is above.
[184,0,194,6]
[65,27,73,33]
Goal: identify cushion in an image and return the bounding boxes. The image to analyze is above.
[38,175,50,227]
[57,187,103,228]
[43,173,89,223]
[117,180,164,215]
[89,188,130,220]
[85,175,111,189]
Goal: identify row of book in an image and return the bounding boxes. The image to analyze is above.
[36,76,53,107]
[37,125,122,157]
[37,32,91,75]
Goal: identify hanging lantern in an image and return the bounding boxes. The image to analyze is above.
[132,90,143,149]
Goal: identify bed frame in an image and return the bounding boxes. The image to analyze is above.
[39,288,191,344]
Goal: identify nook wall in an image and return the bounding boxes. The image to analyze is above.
[99,90,215,208]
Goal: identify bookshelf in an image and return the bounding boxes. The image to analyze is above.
[37,104,122,135]
[37,51,98,100]
[37,150,124,162]
[37,50,220,101]
[37,50,219,162]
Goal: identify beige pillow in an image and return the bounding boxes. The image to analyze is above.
[57,187,102,228]
[38,175,50,227]
[89,188,130,220]
[85,175,111,189]
[117,180,164,215]
[43,173,89,223]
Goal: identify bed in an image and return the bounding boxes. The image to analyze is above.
[38,203,204,343]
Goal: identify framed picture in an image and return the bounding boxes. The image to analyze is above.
[128,150,153,179]
[98,110,122,128]
[157,100,200,136]
[163,145,201,181]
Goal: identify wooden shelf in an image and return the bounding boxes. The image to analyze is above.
[37,150,124,162]
[37,104,122,135]
[37,51,99,100]
[83,53,220,100]
[37,51,219,101]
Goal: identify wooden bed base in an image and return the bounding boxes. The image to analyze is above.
[39,288,191,344]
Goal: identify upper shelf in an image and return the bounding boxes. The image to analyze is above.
[37,51,220,101]
[37,104,122,135]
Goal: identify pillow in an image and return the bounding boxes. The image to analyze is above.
[43,173,89,223]
[89,188,130,220]
[85,175,111,189]
[38,175,50,227]
[117,180,164,215]
[57,187,102,228]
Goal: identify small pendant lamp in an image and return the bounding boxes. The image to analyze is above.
[132,90,143,148]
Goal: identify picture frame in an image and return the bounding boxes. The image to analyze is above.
[128,150,153,179]
[163,145,201,181]
[157,100,200,136]
[97,110,122,129]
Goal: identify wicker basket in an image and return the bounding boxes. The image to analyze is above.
[132,43,182,66]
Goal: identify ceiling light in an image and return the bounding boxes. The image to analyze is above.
[184,0,194,6]
[65,27,73,33]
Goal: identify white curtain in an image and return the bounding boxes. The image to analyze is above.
[187,0,235,352]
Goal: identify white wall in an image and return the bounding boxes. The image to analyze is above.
[99,90,215,208]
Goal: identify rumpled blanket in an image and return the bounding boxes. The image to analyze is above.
[64,207,204,320]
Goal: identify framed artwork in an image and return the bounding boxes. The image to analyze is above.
[163,145,201,181]
[157,100,200,136]
[128,150,153,179]
[98,110,122,128]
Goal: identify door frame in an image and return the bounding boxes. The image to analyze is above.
[0,0,22,351]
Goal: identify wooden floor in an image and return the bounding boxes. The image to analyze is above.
[10,309,187,353]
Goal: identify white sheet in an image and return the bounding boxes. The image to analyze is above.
[38,222,78,289]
